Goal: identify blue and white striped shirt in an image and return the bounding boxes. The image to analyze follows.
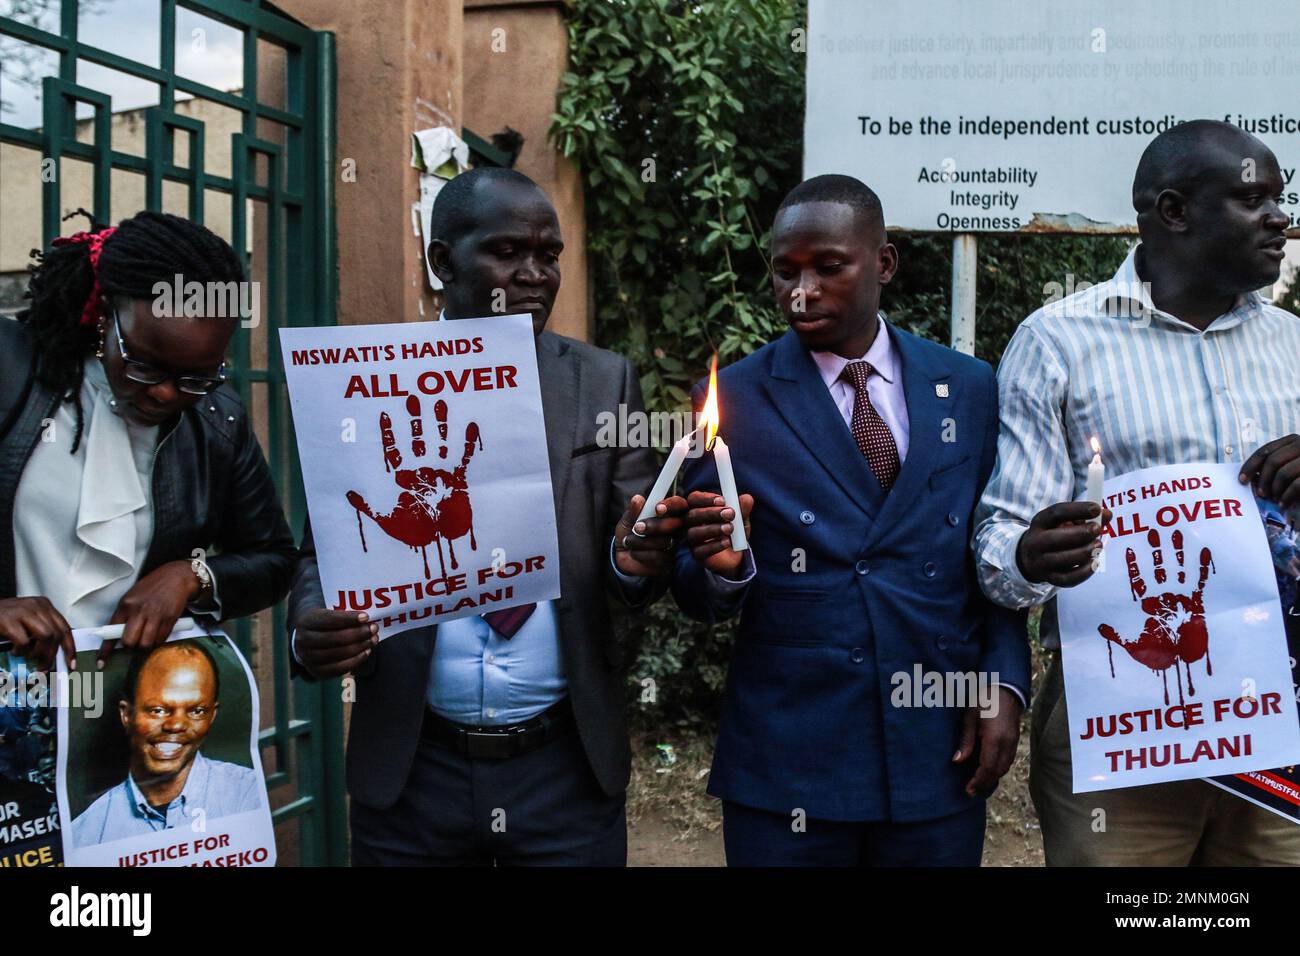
[973,244,1300,646]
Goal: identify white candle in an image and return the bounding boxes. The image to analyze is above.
[712,434,748,552]
[636,428,699,522]
[1085,436,1105,524]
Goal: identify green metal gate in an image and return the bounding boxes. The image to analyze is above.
[0,0,346,864]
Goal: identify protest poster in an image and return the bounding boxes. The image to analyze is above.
[0,647,61,867]
[56,623,275,867]
[1057,462,1300,794]
[1206,498,1300,822]
[279,314,560,639]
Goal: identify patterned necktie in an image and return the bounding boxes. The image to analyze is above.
[839,361,901,491]
[483,604,536,640]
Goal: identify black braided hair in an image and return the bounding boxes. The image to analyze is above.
[16,210,245,452]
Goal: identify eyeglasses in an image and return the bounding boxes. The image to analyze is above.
[111,309,227,395]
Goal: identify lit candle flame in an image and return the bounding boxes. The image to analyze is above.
[700,353,720,449]
[1090,435,1101,456]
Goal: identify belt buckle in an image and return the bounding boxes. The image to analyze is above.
[464,728,520,760]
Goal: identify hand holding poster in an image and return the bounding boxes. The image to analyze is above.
[280,315,560,639]
[56,622,275,867]
[1057,462,1300,793]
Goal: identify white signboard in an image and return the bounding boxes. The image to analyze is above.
[805,0,1300,232]
[280,315,560,639]
[1057,462,1300,793]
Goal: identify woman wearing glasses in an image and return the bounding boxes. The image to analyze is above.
[0,210,296,669]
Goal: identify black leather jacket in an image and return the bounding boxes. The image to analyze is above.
[0,318,296,620]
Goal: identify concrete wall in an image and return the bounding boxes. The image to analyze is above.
[463,0,589,340]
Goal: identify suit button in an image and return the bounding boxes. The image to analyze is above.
[947,512,960,527]
[799,510,815,525]
[850,647,865,664]
[923,561,937,578]
[855,560,870,576]
[937,635,950,651]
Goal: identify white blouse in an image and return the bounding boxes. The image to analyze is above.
[13,359,159,628]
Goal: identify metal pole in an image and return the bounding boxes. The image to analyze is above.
[312,29,349,868]
[950,233,977,355]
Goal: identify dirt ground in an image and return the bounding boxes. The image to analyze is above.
[626,714,1044,867]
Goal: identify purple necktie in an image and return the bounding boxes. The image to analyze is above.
[483,604,537,640]
[840,361,901,491]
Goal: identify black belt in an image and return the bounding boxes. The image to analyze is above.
[422,698,574,760]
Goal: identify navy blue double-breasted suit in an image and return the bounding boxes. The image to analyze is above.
[672,325,1030,833]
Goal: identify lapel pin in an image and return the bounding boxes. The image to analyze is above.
[935,383,950,398]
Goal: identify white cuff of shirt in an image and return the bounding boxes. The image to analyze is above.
[291,629,303,668]
[995,682,1028,711]
[982,525,1058,609]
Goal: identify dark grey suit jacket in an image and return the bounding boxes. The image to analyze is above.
[288,331,665,807]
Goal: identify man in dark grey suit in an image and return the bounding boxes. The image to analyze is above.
[288,168,685,865]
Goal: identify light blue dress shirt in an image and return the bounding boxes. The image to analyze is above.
[427,542,649,724]
[71,751,263,847]
[427,600,567,725]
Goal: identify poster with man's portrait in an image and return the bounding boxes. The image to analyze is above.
[56,623,276,867]
[0,647,61,867]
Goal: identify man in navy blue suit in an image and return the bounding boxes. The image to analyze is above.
[672,174,1031,866]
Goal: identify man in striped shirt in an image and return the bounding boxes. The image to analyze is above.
[974,120,1299,865]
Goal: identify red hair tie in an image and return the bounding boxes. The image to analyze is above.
[52,226,118,327]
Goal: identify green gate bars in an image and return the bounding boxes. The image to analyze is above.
[0,0,345,865]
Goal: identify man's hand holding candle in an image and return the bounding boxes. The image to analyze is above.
[613,494,689,577]
[1016,501,1113,588]
[684,490,755,580]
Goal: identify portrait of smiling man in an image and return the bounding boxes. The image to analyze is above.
[71,639,262,846]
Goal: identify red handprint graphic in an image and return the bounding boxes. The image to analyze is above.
[1097,528,1215,707]
[347,395,482,578]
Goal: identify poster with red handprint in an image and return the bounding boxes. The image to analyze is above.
[1057,462,1300,794]
[279,315,559,640]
